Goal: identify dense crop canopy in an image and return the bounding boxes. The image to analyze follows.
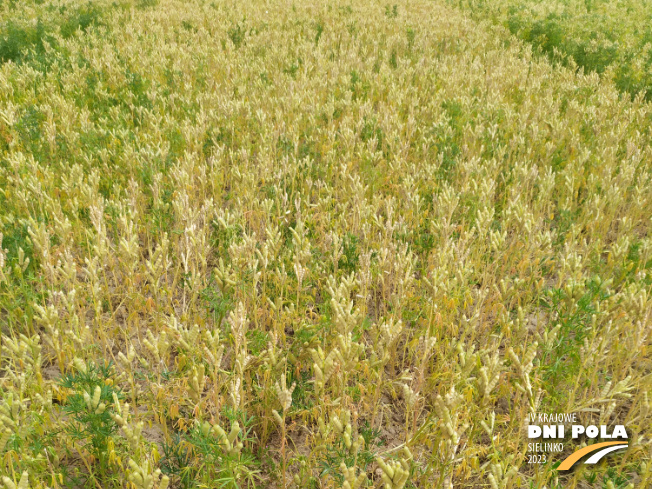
[454,0,652,100]
[0,0,650,488]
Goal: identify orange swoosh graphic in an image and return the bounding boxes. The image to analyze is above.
[558,442,628,471]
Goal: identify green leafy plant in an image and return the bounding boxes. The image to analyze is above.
[58,361,122,481]
[228,23,246,49]
[182,409,260,488]
[318,413,382,486]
